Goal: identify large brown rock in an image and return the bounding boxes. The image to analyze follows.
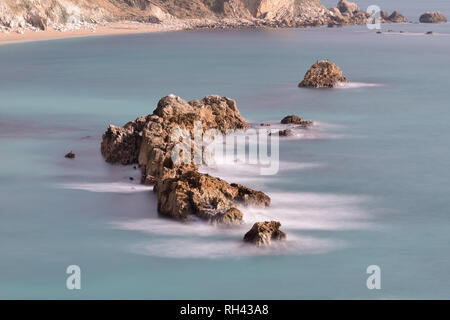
[244,221,287,247]
[419,12,447,23]
[101,94,249,173]
[101,95,270,223]
[299,60,348,88]
[156,171,270,221]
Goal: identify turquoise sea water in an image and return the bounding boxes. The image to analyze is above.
[1,10,450,299]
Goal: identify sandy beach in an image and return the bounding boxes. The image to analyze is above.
[0,22,181,45]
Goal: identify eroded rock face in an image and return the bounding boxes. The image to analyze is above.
[299,60,348,88]
[101,123,143,165]
[101,95,271,223]
[211,207,244,226]
[156,171,270,221]
[281,115,313,127]
[244,221,287,247]
[420,12,447,23]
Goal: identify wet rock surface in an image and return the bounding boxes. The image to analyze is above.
[281,115,314,127]
[101,95,271,226]
[244,221,287,247]
[299,60,348,88]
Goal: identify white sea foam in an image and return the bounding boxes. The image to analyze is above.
[335,82,383,89]
[59,182,153,193]
[129,235,342,259]
[244,192,373,231]
[111,191,371,258]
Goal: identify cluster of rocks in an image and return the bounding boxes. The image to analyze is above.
[101,94,286,246]
[327,0,407,27]
[299,60,348,88]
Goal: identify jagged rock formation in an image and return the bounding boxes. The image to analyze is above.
[328,0,407,27]
[101,94,270,224]
[243,221,287,247]
[0,0,408,33]
[299,60,348,88]
[419,12,447,23]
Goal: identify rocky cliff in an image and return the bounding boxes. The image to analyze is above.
[0,0,324,30]
[0,0,406,33]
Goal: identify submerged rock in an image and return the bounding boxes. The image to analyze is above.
[243,221,287,247]
[299,60,348,88]
[277,129,294,137]
[64,151,75,159]
[420,12,447,23]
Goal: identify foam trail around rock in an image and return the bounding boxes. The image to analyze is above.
[59,182,153,193]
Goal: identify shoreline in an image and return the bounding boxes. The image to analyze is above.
[0,22,182,46]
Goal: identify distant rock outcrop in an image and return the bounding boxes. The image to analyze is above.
[419,12,447,23]
[299,60,348,88]
[0,0,408,33]
[244,221,287,247]
[382,11,407,23]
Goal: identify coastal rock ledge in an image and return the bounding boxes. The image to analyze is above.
[101,95,272,228]
[299,60,348,88]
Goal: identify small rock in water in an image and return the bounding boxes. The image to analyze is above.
[129,177,134,181]
[281,115,313,127]
[299,60,348,88]
[244,221,287,247]
[426,31,434,35]
[270,129,293,137]
[64,151,75,159]
[376,31,382,34]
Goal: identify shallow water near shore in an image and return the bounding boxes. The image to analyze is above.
[1,18,450,299]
